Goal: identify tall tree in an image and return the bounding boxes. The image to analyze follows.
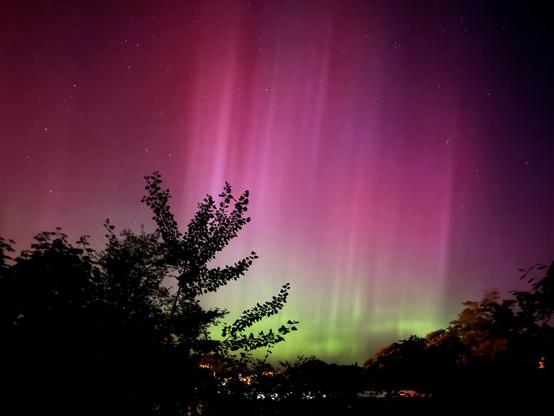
[0,172,298,415]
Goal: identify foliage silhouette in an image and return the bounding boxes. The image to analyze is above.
[2,168,553,413]
[364,262,554,407]
[0,172,298,415]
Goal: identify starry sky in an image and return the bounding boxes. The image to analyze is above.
[1,0,553,364]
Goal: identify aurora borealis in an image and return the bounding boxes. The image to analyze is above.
[1,0,553,364]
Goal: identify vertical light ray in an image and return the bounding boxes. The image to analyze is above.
[181,1,471,362]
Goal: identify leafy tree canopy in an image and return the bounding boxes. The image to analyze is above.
[364,263,554,395]
[0,172,298,415]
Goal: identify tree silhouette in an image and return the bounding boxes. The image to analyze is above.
[0,172,298,415]
[364,262,554,406]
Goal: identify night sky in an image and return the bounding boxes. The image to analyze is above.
[1,0,553,364]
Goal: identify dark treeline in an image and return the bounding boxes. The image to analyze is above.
[363,263,554,409]
[1,173,552,415]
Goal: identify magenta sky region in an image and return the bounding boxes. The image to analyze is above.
[1,1,553,363]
